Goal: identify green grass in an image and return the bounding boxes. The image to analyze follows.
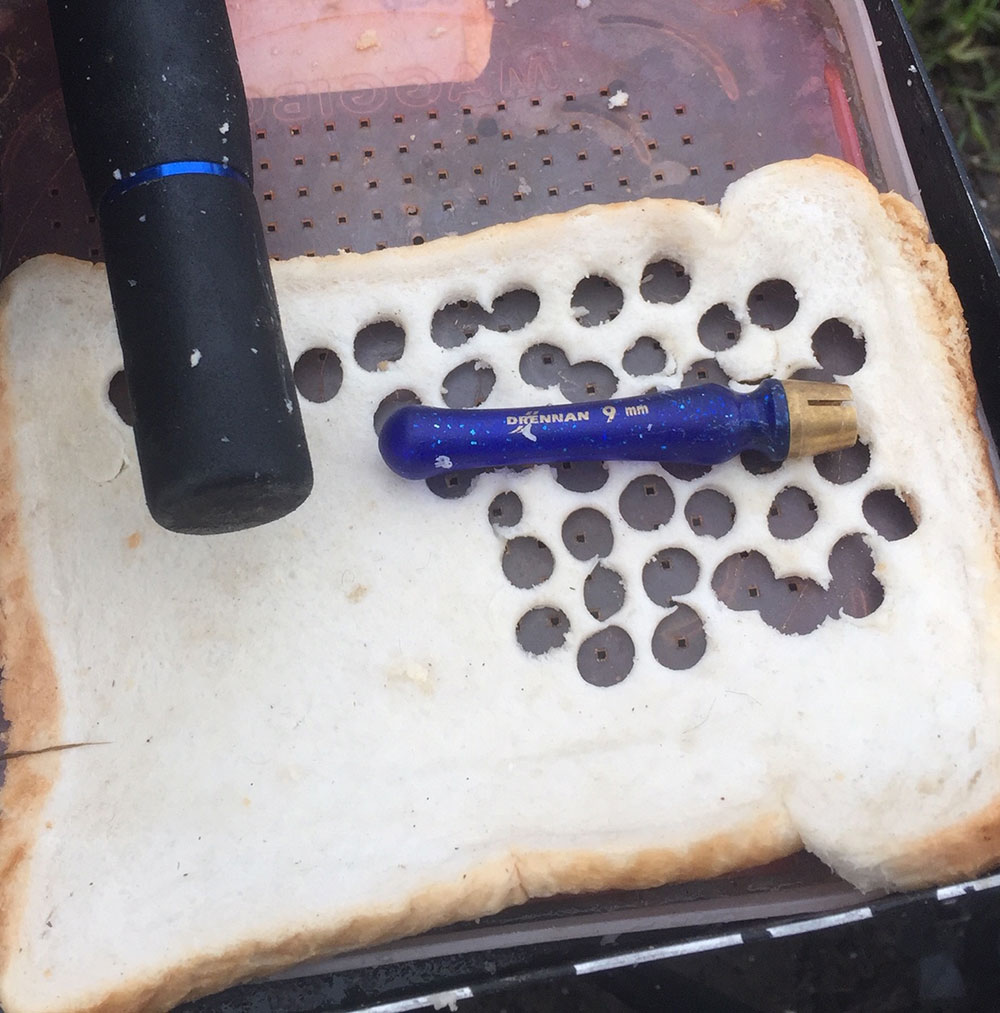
[902,0,1000,173]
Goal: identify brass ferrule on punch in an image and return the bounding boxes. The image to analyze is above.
[782,380,858,457]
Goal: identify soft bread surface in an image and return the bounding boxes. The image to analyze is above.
[1,156,999,1013]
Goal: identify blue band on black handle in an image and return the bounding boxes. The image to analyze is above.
[101,160,250,206]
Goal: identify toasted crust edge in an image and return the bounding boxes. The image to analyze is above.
[873,188,1000,889]
[0,277,64,984]
[73,815,800,1013]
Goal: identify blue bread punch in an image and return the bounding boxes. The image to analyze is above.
[379,379,858,479]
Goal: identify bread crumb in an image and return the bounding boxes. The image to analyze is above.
[355,28,379,50]
[190,348,202,367]
[388,661,433,689]
[430,993,460,1012]
[576,0,592,8]
[347,584,369,603]
[429,25,448,38]
[126,532,141,550]
[608,89,629,109]
[219,121,230,135]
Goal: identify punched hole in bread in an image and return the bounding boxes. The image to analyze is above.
[639,258,691,304]
[488,491,522,529]
[662,461,712,481]
[789,364,835,383]
[434,288,540,346]
[431,299,488,348]
[712,550,775,614]
[107,370,134,426]
[293,348,343,404]
[713,532,885,633]
[814,438,871,484]
[373,389,419,436]
[622,336,669,377]
[501,536,555,589]
[863,488,919,541]
[828,533,885,619]
[551,459,609,493]
[441,360,495,408]
[811,318,866,375]
[642,548,699,607]
[681,357,730,388]
[619,474,674,532]
[353,320,405,371]
[684,488,736,538]
[747,279,798,330]
[561,508,614,561]
[516,606,570,656]
[652,604,707,670]
[425,469,479,500]
[519,343,569,389]
[571,275,624,326]
[577,626,634,686]
[558,361,618,401]
[740,450,783,476]
[489,288,540,333]
[759,572,827,635]
[767,486,819,540]
[584,564,625,621]
[697,303,742,352]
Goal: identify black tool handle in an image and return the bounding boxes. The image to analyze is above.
[47,0,313,534]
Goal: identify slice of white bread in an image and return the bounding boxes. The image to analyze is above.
[2,156,999,1013]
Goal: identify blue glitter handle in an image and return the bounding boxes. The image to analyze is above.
[379,380,791,480]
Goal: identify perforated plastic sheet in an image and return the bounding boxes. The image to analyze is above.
[0,0,883,268]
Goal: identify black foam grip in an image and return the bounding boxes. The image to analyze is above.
[47,0,253,199]
[47,0,313,534]
[100,175,312,534]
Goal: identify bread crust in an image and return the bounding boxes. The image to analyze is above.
[69,815,799,1013]
[872,186,1000,889]
[0,298,63,981]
